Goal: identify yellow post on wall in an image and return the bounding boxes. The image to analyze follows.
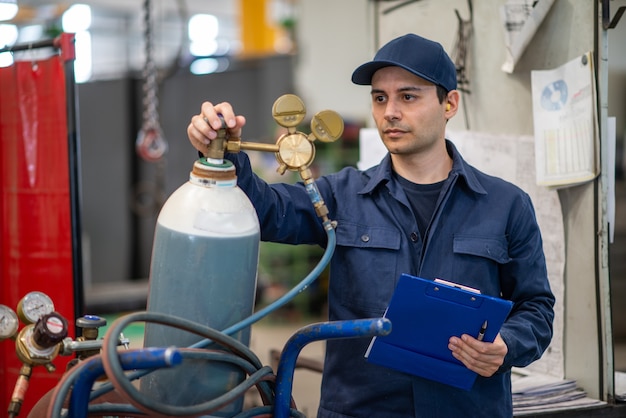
[239,0,279,56]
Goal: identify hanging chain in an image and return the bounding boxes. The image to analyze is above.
[132,0,168,217]
[135,0,168,162]
[142,0,158,133]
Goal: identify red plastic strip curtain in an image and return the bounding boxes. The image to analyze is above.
[0,56,76,416]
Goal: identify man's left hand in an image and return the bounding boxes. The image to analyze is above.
[448,333,507,377]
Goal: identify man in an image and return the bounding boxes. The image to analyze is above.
[187,33,555,418]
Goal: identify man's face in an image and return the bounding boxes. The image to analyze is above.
[370,66,449,157]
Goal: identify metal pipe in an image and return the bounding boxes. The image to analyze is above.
[68,347,182,418]
[238,141,280,153]
[0,38,58,54]
[61,339,103,355]
[60,33,86,326]
[273,318,392,418]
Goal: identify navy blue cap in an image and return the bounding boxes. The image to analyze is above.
[351,33,457,92]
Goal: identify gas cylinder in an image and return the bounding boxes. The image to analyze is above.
[141,158,260,416]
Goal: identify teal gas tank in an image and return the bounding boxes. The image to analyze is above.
[142,158,260,416]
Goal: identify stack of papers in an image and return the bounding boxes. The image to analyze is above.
[512,370,606,415]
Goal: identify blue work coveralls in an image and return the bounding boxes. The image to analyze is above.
[226,139,555,418]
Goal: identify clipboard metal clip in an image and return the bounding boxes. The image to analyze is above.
[434,278,481,294]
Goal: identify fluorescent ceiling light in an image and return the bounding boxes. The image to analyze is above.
[0,23,17,46]
[62,4,91,32]
[188,14,218,42]
[0,0,18,22]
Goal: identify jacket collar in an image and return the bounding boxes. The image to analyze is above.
[359,139,487,195]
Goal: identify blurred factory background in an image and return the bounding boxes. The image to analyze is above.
[1,0,373,316]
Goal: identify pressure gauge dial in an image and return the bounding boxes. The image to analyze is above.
[310,110,344,143]
[17,291,55,325]
[272,94,306,128]
[0,304,19,340]
[276,132,315,172]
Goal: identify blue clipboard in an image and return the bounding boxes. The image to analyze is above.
[365,273,514,390]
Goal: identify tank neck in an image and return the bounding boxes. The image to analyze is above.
[190,158,237,188]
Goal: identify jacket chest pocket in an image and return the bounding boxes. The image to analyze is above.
[451,235,511,294]
[334,221,402,316]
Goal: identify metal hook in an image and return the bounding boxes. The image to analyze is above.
[602,0,625,29]
[27,42,39,71]
[455,0,473,24]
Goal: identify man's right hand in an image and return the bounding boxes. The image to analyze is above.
[187,101,247,154]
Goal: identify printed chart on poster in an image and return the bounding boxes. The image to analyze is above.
[531,51,599,188]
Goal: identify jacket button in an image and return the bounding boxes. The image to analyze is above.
[410,232,418,242]
[361,234,370,243]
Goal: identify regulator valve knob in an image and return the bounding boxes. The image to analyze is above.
[32,312,69,349]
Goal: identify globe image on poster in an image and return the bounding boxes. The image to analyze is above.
[540,79,568,111]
